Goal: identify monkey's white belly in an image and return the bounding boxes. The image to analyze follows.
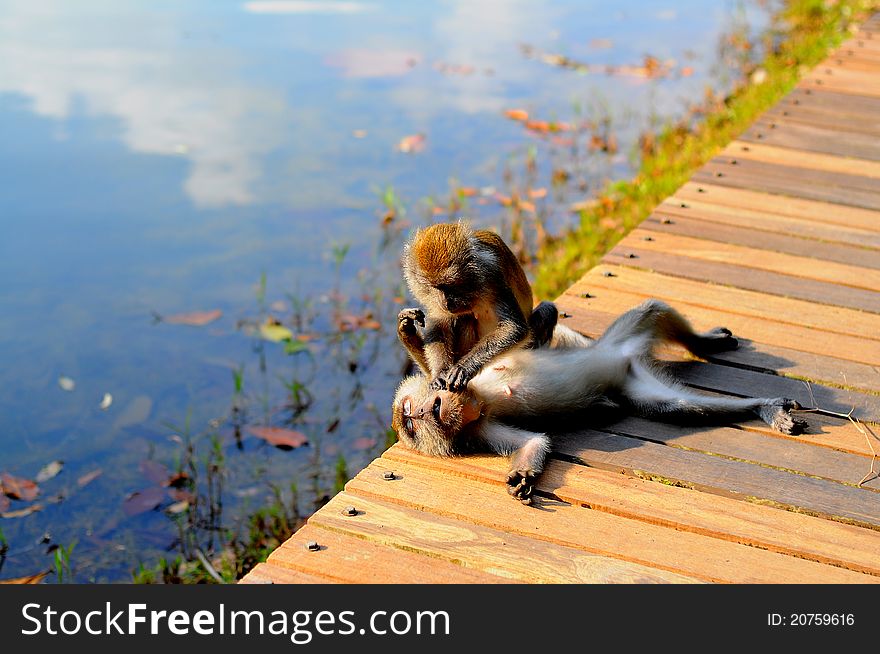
[468,346,629,418]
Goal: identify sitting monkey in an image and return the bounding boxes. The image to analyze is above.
[393,299,805,503]
[401,221,557,392]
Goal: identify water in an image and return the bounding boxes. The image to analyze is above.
[0,0,771,581]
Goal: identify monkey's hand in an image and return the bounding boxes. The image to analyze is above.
[506,468,537,505]
[432,364,474,393]
[397,308,425,334]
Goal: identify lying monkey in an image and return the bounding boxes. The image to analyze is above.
[393,299,806,503]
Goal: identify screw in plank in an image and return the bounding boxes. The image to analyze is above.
[580,292,593,299]
[792,99,800,105]
[382,471,397,481]
[814,79,823,85]
[756,133,764,139]
[769,123,776,129]
[342,506,358,517]
[697,187,705,193]
[715,172,724,178]
[306,541,320,552]
[825,68,832,75]
[741,145,750,151]
[602,271,616,278]
[680,202,689,208]
[730,159,737,165]
[560,312,573,319]
[782,111,789,116]
[661,217,674,224]
[643,236,654,242]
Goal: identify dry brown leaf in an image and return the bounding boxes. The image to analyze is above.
[397,133,426,153]
[122,487,165,517]
[1,473,39,502]
[246,426,309,450]
[504,108,529,121]
[0,571,50,584]
[1,503,43,519]
[163,309,222,326]
[77,469,103,487]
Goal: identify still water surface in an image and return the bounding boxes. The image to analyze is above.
[0,0,770,580]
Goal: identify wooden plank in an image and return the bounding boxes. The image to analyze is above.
[722,141,880,181]
[599,245,880,314]
[550,429,880,529]
[595,415,880,491]
[675,181,880,232]
[313,488,702,583]
[781,87,880,118]
[660,195,880,250]
[343,459,874,583]
[695,159,880,209]
[555,294,880,421]
[643,211,880,269]
[612,230,880,293]
[265,524,508,584]
[577,263,880,341]
[705,153,880,194]
[555,297,880,434]
[239,562,336,584]
[385,447,880,577]
[800,77,880,98]
[765,99,880,133]
[739,122,880,164]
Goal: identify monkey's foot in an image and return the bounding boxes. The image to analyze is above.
[693,327,738,355]
[397,307,425,333]
[761,399,806,435]
[506,469,537,505]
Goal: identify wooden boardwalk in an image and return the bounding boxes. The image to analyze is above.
[241,19,880,584]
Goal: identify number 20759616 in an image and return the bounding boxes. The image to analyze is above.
[768,613,854,627]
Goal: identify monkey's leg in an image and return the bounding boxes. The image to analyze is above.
[479,421,551,505]
[397,308,431,376]
[624,362,806,434]
[525,301,558,349]
[600,299,737,357]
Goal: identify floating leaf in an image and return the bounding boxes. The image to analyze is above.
[1,473,39,502]
[353,436,377,451]
[337,313,381,332]
[504,108,529,122]
[680,66,694,77]
[168,488,195,504]
[0,571,50,584]
[122,487,165,517]
[99,393,113,410]
[77,469,102,488]
[260,320,294,342]
[396,133,426,153]
[58,376,75,392]
[165,500,189,515]
[528,188,548,199]
[139,460,170,486]
[1,503,43,519]
[35,461,63,484]
[162,309,222,326]
[113,395,153,430]
[246,426,309,450]
[283,339,309,355]
[167,472,190,489]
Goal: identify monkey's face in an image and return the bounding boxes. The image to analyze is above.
[434,281,477,315]
[391,375,482,457]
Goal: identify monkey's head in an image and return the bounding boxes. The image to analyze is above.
[391,374,483,456]
[402,222,485,316]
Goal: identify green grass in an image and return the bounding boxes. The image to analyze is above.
[533,0,878,300]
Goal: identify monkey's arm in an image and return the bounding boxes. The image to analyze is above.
[423,318,456,383]
[439,290,529,392]
[478,420,551,505]
[397,308,431,376]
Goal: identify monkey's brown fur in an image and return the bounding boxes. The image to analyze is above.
[401,221,556,392]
